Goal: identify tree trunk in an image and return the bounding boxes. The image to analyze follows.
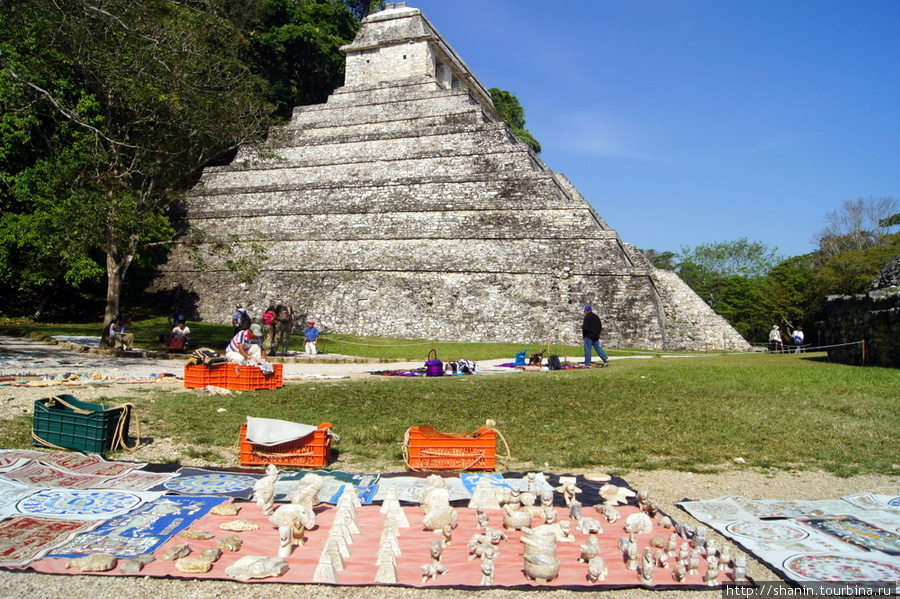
[103,241,136,327]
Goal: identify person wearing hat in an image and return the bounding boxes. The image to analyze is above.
[581,306,609,367]
[768,325,784,353]
[304,320,320,355]
[226,323,267,365]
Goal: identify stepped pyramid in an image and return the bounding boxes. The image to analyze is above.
[153,3,749,351]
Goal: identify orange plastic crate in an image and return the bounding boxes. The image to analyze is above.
[208,364,229,387]
[239,422,332,468]
[405,425,496,471]
[183,364,210,388]
[226,364,283,390]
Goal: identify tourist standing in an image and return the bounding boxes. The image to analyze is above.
[274,304,294,356]
[581,306,609,367]
[305,320,320,355]
[768,325,784,353]
[261,305,277,354]
[232,304,250,335]
[791,327,805,353]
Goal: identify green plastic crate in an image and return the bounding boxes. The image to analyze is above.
[32,395,131,454]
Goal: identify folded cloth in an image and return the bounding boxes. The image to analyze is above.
[246,416,317,446]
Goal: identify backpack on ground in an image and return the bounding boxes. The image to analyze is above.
[190,348,227,366]
[547,355,562,370]
[238,309,251,330]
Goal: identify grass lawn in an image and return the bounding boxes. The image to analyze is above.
[3,320,895,478]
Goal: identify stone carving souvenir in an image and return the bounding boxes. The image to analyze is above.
[579,535,600,563]
[162,543,191,561]
[67,553,117,572]
[583,471,611,482]
[374,548,398,584]
[480,553,495,586]
[468,477,501,510]
[625,537,639,570]
[252,464,280,516]
[224,556,289,581]
[313,552,337,583]
[658,515,674,528]
[220,519,258,532]
[495,487,520,509]
[421,539,447,582]
[687,550,700,576]
[217,535,243,552]
[733,555,747,583]
[555,476,581,506]
[521,526,558,558]
[199,547,222,562]
[119,553,154,574]
[719,546,732,570]
[569,500,582,520]
[599,483,635,506]
[587,555,607,582]
[653,547,668,568]
[667,532,679,556]
[638,547,654,585]
[624,512,653,534]
[532,520,575,542]
[175,556,213,573]
[596,503,620,524]
[704,560,719,586]
[636,489,660,517]
[210,503,241,516]
[544,506,558,524]
[324,539,345,571]
[648,534,665,548]
[178,528,215,540]
[502,504,532,531]
[440,523,453,546]
[524,552,561,583]
[577,516,603,535]
[526,472,540,496]
[672,561,687,582]
[476,507,489,530]
[678,542,690,565]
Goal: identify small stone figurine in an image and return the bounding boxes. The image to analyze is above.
[252,464,279,516]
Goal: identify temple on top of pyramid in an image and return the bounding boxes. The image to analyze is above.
[151,4,749,351]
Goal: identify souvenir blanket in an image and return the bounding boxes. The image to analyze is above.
[0,516,101,567]
[0,460,171,492]
[48,495,228,558]
[24,485,737,590]
[679,493,900,591]
[151,467,266,499]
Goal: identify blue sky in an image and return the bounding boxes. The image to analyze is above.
[408,0,900,259]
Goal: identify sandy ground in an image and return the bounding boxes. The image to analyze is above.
[0,334,897,599]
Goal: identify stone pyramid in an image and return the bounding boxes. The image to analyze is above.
[153,3,749,351]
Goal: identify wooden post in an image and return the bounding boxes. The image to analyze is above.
[861,339,866,366]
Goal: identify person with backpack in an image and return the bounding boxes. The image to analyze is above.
[274,304,294,356]
[791,326,805,353]
[261,305,277,354]
[232,304,251,335]
[581,305,609,367]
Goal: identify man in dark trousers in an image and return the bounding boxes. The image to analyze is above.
[581,305,609,367]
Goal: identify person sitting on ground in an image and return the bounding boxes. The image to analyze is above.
[110,315,134,351]
[168,320,194,351]
[225,323,267,365]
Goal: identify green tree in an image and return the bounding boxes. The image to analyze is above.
[678,238,782,278]
[489,88,541,154]
[813,197,898,260]
[0,0,273,324]
[242,0,359,118]
[642,249,677,270]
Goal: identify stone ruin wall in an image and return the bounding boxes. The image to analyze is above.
[819,256,900,367]
[150,4,750,352]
